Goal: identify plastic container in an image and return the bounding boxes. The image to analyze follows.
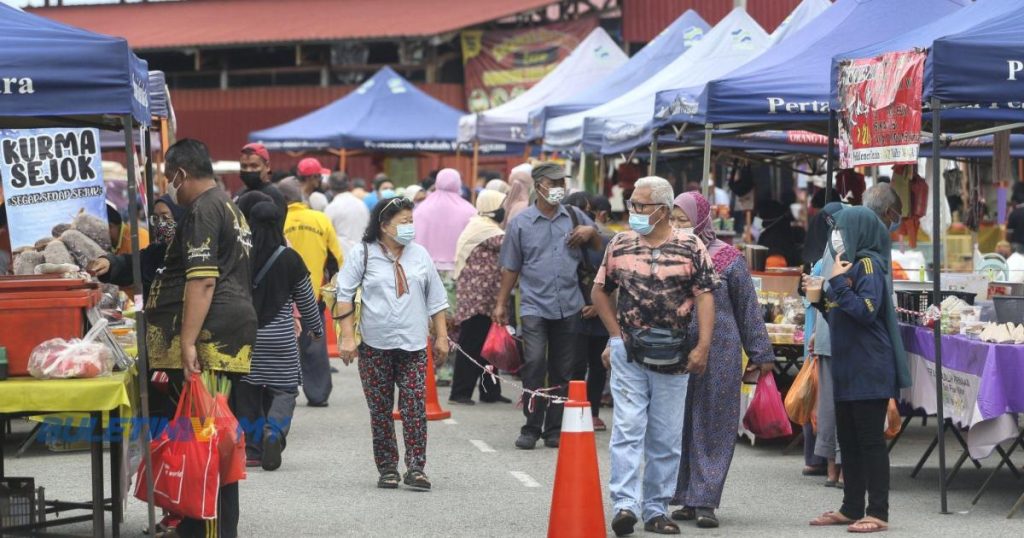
[0,276,100,376]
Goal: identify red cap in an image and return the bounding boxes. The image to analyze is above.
[297,157,323,177]
[241,142,270,163]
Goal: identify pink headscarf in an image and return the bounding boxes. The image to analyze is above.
[674,191,742,273]
[413,168,477,272]
[502,163,533,227]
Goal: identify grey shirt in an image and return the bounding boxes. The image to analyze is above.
[499,204,593,320]
[814,251,834,356]
[336,242,448,352]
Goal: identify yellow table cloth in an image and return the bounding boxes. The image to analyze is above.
[0,370,133,414]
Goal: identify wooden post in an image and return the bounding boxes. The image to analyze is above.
[471,140,481,191]
[522,143,532,161]
[339,149,347,172]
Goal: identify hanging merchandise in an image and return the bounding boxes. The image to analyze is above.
[834,169,866,206]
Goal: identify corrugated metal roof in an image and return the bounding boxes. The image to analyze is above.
[29,0,559,50]
[622,0,803,43]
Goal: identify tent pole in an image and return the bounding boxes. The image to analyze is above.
[339,149,347,173]
[648,131,659,176]
[472,140,480,191]
[702,124,713,199]
[930,97,950,515]
[598,155,606,196]
[122,114,157,537]
[522,143,532,161]
[144,127,155,216]
[826,110,836,201]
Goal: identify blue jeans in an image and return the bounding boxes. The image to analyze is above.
[608,339,689,522]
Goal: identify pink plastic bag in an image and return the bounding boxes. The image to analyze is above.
[480,322,522,373]
[743,372,794,439]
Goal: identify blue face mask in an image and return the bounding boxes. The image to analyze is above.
[629,210,663,236]
[393,223,415,245]
[380,189,397,200]
[888,218,901,233]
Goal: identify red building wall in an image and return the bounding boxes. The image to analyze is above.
[622,0,803,43]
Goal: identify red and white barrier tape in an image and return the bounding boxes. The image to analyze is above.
[447,338,568,407]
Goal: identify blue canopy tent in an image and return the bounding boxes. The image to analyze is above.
[101,71,173,149]
[524,9,709,141]
[0,3,157,535]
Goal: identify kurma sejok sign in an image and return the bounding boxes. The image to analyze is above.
[837,49,927,168]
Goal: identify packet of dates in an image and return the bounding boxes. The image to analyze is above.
[28,320,114,379]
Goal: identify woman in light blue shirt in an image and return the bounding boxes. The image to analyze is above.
[336,196,450,491]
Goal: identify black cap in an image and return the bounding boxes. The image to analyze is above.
[531,162,568,182]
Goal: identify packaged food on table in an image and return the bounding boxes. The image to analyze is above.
[27,320,114,379]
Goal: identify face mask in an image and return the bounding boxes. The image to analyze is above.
[629,209,663,236]
[540,185,565,205]
[752,216,764,230]
[392,223,415,245]
[168,171,183,206]
[380,189,397,200]
[677,226,694,235]
[153,218,177,245]
[239,171,263,190]
[489,208,506,223]
[888,218,901,233]
[831,229,845,256]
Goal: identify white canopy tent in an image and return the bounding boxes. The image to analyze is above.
[457,26,626,144]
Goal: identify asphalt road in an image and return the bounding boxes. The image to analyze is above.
[3,364,1023,537]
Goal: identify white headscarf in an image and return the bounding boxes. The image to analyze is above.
[454,189,506,280]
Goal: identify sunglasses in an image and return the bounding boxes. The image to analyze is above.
[378,196,414,222]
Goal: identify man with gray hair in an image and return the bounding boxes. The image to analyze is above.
[863,183,903,233]
[494,161,602,449]
[591,176,717,536]
[324,174,370,258]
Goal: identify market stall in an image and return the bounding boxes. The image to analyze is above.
[0,3,155,536]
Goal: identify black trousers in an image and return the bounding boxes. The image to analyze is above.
[451,315,502,401]
[234,382,298,461]
[519,314,580,440]
[299,308,333,405]
[572,333,608,417]
[835,398,890,522]
[150,370,241,538]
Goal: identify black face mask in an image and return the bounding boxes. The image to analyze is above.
[240,171,264,190]
[490,207,506,223]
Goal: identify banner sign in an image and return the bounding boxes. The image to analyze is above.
[1,127,106,250]
[838,50,927,168]
[461,19,596,113]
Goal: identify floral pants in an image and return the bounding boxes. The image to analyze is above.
[357,344,428,472]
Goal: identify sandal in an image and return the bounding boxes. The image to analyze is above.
[644,515,681,535]
[809,511,855,526]
[695,507,719,529]
[404,469,432,491]
[848,516,888,533]
[670,506,695,521]
[377,468,400,489]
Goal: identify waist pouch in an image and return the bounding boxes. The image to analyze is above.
[624,327,690,369]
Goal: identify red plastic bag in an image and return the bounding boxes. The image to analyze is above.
[481,322,522,373]
[27,320,114,379]
[213,393,247,485]
[134,374,220,520]
[743,372,794,439]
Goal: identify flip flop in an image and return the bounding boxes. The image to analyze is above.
[810,511,855,526]
[848,516,888,533]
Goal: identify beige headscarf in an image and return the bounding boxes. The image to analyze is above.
[502,163,533,227]
[454,190,507,280]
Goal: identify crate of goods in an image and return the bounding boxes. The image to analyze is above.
[1,477,41,531]
[0,275,101,376]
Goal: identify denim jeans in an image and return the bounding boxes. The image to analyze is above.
[607,339,689,522]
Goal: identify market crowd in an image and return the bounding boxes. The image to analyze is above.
[0,137,912,537]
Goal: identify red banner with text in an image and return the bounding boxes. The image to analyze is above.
[460,19,596,113]
[838,50,926,168]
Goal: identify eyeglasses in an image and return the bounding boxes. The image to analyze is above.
[650,248,662,275]
[149,214,172,227]
[626,200,665,214]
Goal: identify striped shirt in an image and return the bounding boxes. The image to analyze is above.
[242,277,323,387]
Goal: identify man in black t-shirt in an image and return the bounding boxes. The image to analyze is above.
[146,139,255,538]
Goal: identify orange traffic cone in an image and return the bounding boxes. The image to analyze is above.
[393,340,451,421]
[548,380,605,538]
[324,308,339,358]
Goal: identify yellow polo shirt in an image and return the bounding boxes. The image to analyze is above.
[283,202,342,300]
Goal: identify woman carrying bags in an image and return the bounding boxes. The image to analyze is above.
[670,192,774,528]
[450,189,511,405]
[808,206,911,534]
[234,191,324,471]
[336,196,450,491]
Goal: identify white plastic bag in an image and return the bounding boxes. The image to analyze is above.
[28,320,114,379]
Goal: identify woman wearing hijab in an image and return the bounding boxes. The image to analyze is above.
[87,195,183,303]
[485,178,510,194]
[336,197,450,491]
[234,192,324,471]
[413,168,477,273]
[450,190,512,405]
[404,185,426,205]
[670,192,774,529]
[809,206,910,534]
[502,163,533,227]
[757,200,804,267]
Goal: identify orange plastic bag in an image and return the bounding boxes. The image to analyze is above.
[743,372,794,439]
[784,355,819,425]
[213,393,247,485]
[883,399,902,440]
